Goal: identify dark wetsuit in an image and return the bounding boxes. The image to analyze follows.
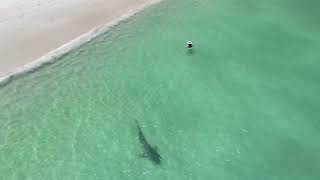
[187,44,193,48]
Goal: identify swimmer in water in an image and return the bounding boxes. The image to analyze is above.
[186,41,193,49]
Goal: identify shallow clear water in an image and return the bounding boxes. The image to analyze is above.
[1,0,320,179]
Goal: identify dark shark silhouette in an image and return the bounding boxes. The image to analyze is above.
[135,120,162,165]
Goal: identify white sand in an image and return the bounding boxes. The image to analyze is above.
[0,0,160,77]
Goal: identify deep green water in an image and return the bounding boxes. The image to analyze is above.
[1,0,320,179]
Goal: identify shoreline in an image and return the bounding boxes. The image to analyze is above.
[0,0,162,86]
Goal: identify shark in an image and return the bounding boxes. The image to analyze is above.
[135,120,162,165]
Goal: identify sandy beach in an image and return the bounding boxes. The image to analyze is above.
[0,0,159,77]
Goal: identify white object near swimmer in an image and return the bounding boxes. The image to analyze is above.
[186,41,193,49]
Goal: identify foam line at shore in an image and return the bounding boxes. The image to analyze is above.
[0,0,163,87]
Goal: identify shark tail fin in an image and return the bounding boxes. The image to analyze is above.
[134,119,140,128]
[134,119,142,133]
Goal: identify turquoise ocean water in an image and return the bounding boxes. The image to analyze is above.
[1,0,320,179]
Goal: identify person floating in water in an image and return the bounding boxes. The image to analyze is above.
[186,41,193,49]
